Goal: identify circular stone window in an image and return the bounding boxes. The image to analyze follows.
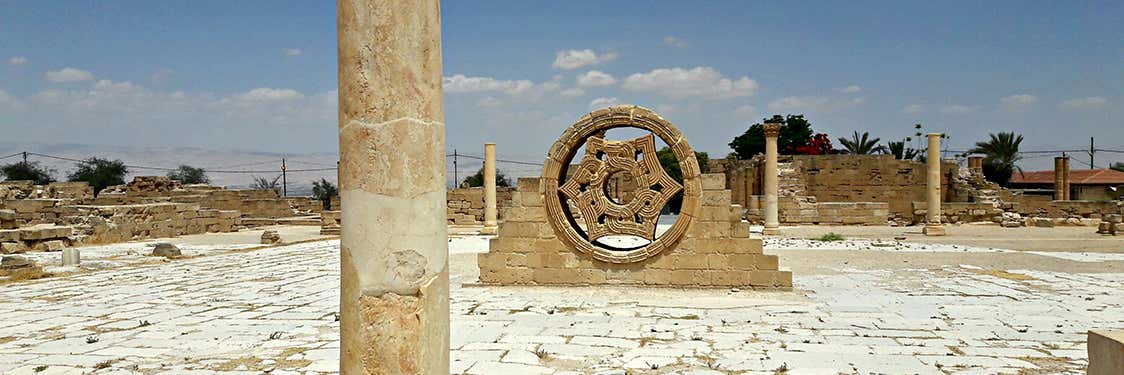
[542,105,701,264]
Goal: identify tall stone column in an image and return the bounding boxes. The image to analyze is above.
[923,133,945,236]
[968,156,984,175]
[1054,157,1066,200]
[763,123,782,235]
[1061,156,1071,201]
[337,1,449,374]
[480,142,498,234]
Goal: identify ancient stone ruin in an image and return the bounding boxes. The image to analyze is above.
[479,106,791,288]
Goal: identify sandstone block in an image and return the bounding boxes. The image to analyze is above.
[700,174,726,191]
[150,243,181,258]
[32,240,65,252]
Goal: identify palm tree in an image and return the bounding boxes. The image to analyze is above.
[838,131,883,154]
[969,132,1024,186]
[882,140,922,161]
[312,178,338,210]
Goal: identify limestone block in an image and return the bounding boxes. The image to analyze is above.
[62,248,80,266]
[700,174,726,191]
[1,254,35,270]
[0,229,19,242]
[1088,330,1124,375]
[1,242,30,254]
[32,240,65,252]
[19,225,72,240]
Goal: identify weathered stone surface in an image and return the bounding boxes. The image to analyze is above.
[32,240,65,252]
[1,254,35,270]
[151,243,181,258]
[0,241,30,254]
[62,247,80,266]
[260,230,282,245]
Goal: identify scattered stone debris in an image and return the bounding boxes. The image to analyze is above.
[1,254,36,270]
[1000,212,1024,228]
[260,230,282,245]
[150,243,182,258]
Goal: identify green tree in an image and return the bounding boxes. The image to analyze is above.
[728,114,815,159]
[461,167,511,188]
[838,131,884,155]
[969,132,1024,186]
[656,147,710,213]
[67,158,128,196]
[311,178,338,210]
[250,175,282,194]
[167,165,209,184]
[1,161,56,185]
[882,140,922,161]
[1111,162,1124,173]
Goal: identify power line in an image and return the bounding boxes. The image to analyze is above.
[21,151,337,174]
[0,152,24,160]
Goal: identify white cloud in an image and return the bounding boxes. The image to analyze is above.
[835,85,862,93]
[559,87,585,98]
[8,56,27,65]
[1060,96,1107,110]
[45,67,95,83]
[282,48,303,57]
[902,104,924,114]
[552,49,618,70]
[475,96,502,108]
[733,104,757,118]
[663,36,689,48]
[940,104,979,115]
[0,89,28,111]
[999,93,1038,111]
[768,96,830,111]
[589,97,619,109]
[621,67,758,100]
[576,70,617,87]
[233,88,304,102]
[443,75,534,95]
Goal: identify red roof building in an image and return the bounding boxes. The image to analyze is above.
[1009,168,1124,200]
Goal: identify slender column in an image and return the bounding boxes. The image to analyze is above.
[923,133,946,236]
[1054,157,1066,200]
[337,1,449,374]
[1061,157,1071,200]
[968,156,984,175]
[762,123,782,235]
[480,142,498,234]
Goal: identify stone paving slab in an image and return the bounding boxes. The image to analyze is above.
[0,239,1120,374]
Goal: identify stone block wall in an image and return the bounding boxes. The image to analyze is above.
[446,187,514,225]
[478,175,791,288]
[59,203,239,245]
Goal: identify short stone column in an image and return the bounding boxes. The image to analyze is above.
[1054,157,1066,200]
[923,133,945,236]
[762,123,782,235]
[968,156,984,175]
[337,0,449,373]
[62,248,80,266]
[480,142,498,235]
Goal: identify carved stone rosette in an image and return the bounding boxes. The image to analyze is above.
[542,106,702,263]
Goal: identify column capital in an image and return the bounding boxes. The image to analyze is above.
[926,132,943,139]
[763,123,783,138]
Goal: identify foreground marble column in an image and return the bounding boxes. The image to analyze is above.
[923,133,945,236]
[480,142,498,235]
[337,1,449,373]
[1054,157,1066,200]
[762,123,782,235]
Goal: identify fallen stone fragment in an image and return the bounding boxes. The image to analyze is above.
[261,230,282,245]
[150,243,182,258]
[1,254,35,270]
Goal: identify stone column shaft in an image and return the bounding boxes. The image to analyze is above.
[762,123,782,235]
[1061,157,1071,201]
[480,142,498,234]
[923,133,945,236]
[337,0,449,373]
[1054,157,1066,200]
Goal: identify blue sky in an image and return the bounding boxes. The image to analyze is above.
[2,1,1122,171]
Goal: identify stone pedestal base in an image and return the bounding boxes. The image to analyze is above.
[62,248,80,266]
[923,225,946,236]
[1088,330,1124,375]
[479,226,498,235]
[762,226,779,236]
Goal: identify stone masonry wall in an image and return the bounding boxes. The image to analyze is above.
[446,187,513,225]
[478,175,791,288]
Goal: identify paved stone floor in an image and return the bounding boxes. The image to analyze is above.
[1,234,1122,374]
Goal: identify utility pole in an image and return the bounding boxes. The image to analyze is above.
[22,151,27,166]
[281,158,287,197]
[453,149,458,188]
[1089,137,1095,170]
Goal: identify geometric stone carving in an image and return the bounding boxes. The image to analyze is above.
[543,106,701,263]
[479,105,792,288]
